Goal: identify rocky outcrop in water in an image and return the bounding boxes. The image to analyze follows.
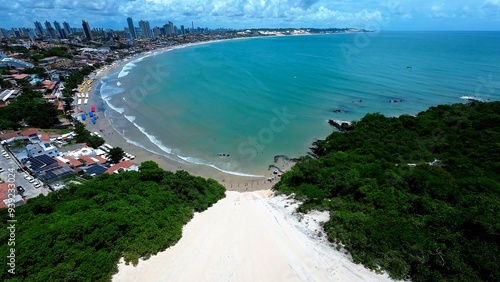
[327,119,354,132]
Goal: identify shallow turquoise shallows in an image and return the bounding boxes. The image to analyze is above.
[96,31,500,176]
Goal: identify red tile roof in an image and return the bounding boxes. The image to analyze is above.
[93,155,108,164]
[41,81,57,91]
[105,160,136,174]
[10,74,30,80]
[65,157,83,167]
[55,158,67,166]
[0,132,18,140]
[0,182,11,209]
[40,134,50,141]
[78,155,96,165]
[21,128,38,136]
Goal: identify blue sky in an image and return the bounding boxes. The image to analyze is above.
[1,0,499,31]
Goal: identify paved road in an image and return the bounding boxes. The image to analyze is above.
[0,146,50,200]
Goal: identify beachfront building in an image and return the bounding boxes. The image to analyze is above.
[105,160,139,174]
[26,140,59,158]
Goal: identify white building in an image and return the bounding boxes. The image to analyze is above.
[26,141,59,158]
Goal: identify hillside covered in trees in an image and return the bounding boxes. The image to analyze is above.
[0,161,225,281]
[274,101,500,281]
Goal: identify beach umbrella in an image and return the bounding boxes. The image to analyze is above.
[91,118,96,124]
[91,105,95,112]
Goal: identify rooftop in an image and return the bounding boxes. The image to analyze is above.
[105,160,138,174]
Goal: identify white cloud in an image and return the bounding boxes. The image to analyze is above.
[0,0,497,30]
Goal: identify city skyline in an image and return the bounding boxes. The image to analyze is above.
[0,0,499,31]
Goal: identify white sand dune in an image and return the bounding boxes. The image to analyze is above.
[113,191,393,282]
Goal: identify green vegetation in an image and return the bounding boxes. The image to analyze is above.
[21,67,49,79]
[0,76,13,88]
[74,122,104,148]
[107,147,126,163]
[0,88,59,129]
[274,102,500,281]
[0,161,226,281]
[30,46,72,61]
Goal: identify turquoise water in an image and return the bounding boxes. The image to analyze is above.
[97,31,500,176]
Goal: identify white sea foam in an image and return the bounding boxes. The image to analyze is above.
[117,81,121,86]
[103,96,125,114]
[120,114,265,177]
[460,96,484,102]
[124,115,173,154]
[124,115,135,122]
[177,155,264,178]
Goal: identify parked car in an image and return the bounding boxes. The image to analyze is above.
[34,183,41,188]
[0,167,4,172]
[16,186,25,193]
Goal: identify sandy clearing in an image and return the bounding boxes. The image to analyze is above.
[112,191,393,282]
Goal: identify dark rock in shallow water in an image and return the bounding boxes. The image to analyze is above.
[273,155,300,163]
[332,108,348,113]
[327,119,354,132]
[390,99,404,103]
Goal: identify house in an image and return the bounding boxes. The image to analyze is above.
[21,128,39,137]
[65,157,83,168]
[41,80,58,93]
[0,128,39,144]
[26,140,59,158]
[0,89,20,105]
[105,160,139,174]
[10,74,30,80]
[78,155,97,165]
[42,95,57,102]
[92,155,108,164]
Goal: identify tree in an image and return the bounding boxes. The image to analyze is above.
[274,101,500,281]
[107,147,125,163]
[86,135,105,149]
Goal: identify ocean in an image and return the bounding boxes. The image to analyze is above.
[95,31,500,176]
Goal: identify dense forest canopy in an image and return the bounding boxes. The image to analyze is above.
[0,161,226,281]
[0,88,59,130]
[274,101,500,281]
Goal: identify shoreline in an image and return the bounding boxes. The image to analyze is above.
[79,37,299,191]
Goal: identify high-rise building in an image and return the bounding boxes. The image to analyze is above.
[82,20,93,41]
[152,27,161,38]
[169,22,174,36]
[127,17,136,39]
[44,21,57,39]
[28,30,37,41]
[138,20,151,38]
[180,25,185,35]
[53,21,66,39]
[34,21,44,36]
[0,28,9,39]
[63,22,72,35]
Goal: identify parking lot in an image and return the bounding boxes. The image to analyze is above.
[0,146,51,200]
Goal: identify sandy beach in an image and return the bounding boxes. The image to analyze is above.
[112,190,393,282]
